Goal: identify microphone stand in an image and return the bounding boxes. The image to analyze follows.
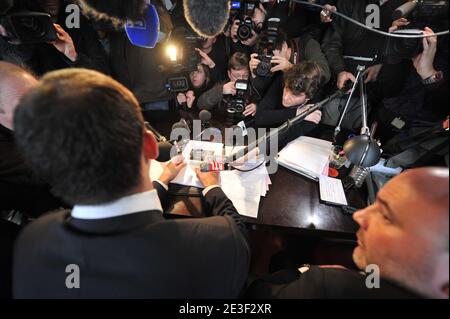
[225,89,346,163]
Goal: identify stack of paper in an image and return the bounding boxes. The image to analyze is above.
[277,136,332,181]
[149,141,271,219]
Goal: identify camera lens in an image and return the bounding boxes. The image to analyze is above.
[238,24,251,41]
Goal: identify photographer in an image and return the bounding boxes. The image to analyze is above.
[227,2,267,55]
[253,62,325,141]
[197,52,254,116]
[250,29,331,95]
[0,0,110,76]
[176,63,212,110]
[322,0,406,89]
[197,36,228,83]
[377,25,448,141]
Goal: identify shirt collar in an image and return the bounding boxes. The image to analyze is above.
[71,189,163,220]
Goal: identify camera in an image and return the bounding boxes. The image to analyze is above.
[230,0,259,42]
[255,54,273,77]
[226,80,250,125]
[165,27,202,73]
[165,27,202,92]
[384,0,449,59]
[237,16,255,41]
[255,18,280,77]
[0,12,57,44]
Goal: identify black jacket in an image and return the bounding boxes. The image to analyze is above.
[246,266,423,299]
[322,0,406,77]
[13,183,250,299]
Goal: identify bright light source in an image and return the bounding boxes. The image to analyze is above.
[167,45,178,62]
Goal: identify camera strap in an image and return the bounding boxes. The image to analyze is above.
[291,39,300,65]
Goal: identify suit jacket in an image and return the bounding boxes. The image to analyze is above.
[246,266,423,299]
[13,183,250,299]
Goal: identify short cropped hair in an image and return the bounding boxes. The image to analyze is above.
[228,52,249,71]
[284,62,324,99]
[14,69,145,205]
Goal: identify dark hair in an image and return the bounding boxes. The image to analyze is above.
[228,52,249,71]
[14,69,145,205]
[284,62,324,99]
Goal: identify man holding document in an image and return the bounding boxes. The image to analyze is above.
[12,69,250,299]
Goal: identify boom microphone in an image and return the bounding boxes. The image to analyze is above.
[78,0,148,22]
[183,0,230,38]
[392,1,418,20]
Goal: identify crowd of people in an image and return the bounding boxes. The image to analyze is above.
[0,0,448,299]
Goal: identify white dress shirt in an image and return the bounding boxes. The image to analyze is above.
[71,189,163,220]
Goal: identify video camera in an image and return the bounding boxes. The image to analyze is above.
[0,1,57,45]
[255,18,281,77]
[164,27,203,93]
[385,0,449,59]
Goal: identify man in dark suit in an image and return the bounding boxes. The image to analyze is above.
[12,69,250,299]
[247,167,449,299]
[0,61,64,216]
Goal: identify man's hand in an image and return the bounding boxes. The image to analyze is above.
[223,81,237,95]
[195,168,220,188]
[253,3,267,29]
[241,29,258,47]
[243,103,257,117]
[50,24,78,62]
[337,71,356,89]
[364,64,383,83]
[186,90,196,109]
[305,110,322,125]
[177,92,187,105]
[158,156,187,185]
[413,27,438,80]
[249,53,261,77]
[195,48,216,69]
[270,55,293,73]
[320,4,337,23]
[389,17,410,33]
[0,24,7,37]
[230,19,240,43]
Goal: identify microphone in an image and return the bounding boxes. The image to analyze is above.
[199,110,211,130]
[145,122,167,142]
[199,161,234,172]
[183,0,230,38]
[125,0,160,48]
[156,141,174,162]
[392,1,418,20]
[78,0,148,22]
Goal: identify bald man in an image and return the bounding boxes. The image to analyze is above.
[0,62,38,130]
[247,168,449,299]
[0,62,63,216]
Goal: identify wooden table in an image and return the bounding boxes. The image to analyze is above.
[144,110,364,239]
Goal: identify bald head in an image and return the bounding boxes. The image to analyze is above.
[353,167,449,298]
[0,62,38,130]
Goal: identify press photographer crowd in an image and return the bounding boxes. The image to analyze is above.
[0,0,449,301]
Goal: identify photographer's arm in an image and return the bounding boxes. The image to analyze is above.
[254,76,297,127]
[197,82,226,110]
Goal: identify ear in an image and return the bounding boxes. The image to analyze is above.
[143,130,159,161]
